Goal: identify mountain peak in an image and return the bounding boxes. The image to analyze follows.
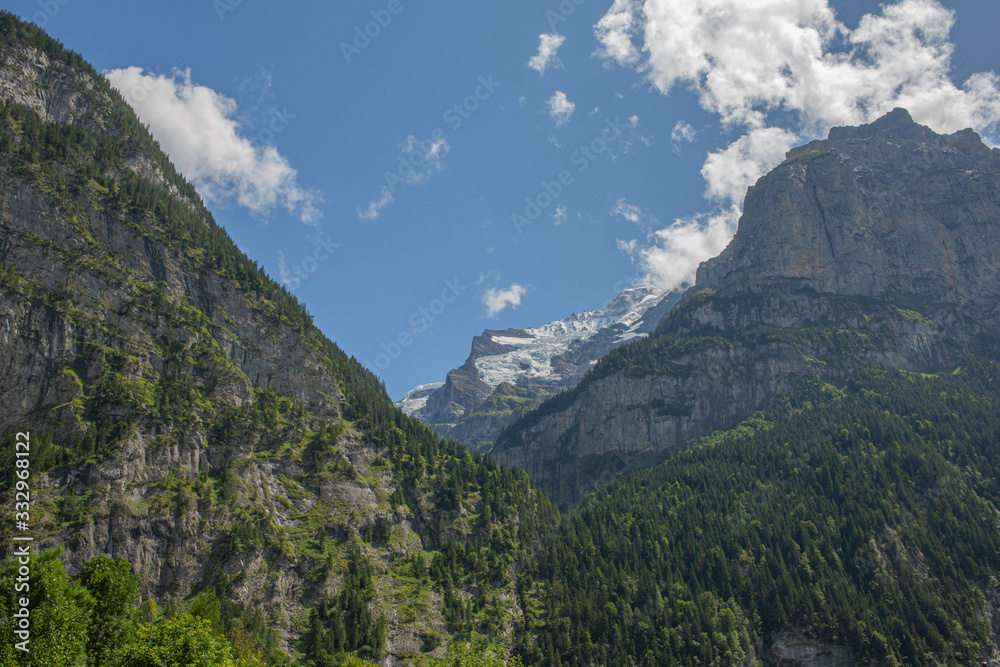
[827,107,921,141]
[397,286,686,449]
[697,108,1000,316]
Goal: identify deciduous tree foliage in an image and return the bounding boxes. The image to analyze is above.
[108,613,239,667]
[0,549,91,666]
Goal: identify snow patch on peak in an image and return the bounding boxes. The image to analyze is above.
[395,382,445,416]
[491,335,534,347]
[396,285,683,422]
[614,317,651,344]
[477,345,558,385]
[474,286,666,387]
[406,382,445,395]
[526,286,661,339]
[616,331,649,343]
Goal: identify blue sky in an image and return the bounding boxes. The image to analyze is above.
[7,0,1000,398]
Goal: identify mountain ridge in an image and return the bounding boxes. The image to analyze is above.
[491,107,1000,511]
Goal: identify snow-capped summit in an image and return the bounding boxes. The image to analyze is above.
[526,287,661,338]
[475,287,669,387]
[396,285,686,450]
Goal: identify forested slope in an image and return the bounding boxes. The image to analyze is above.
[0,13,554,665]
[518,360,1000,665]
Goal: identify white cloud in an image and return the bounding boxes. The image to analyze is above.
[611,198,644,224]
[671,120,696,153]
[701,127,800,205]
[671,121,696,143]
[483,284,527,317]
[546,91,576,127]
[357,186,394,221]
[597,0,1000,139]
[635,207,741,291]
[552,205,568,225]
[594,0,1000,289]
[528,33,566,75]
[617,238,639,254]
[595,0,643,66]
[106,67,322,224]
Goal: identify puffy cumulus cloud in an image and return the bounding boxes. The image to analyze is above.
[595,0,1000,288]
[106,67,322,224]
[483,284,527,317]
[701,127,800,205]
[595,0,643,65]
[632,207,741,291]
[597,0,1000,137]
[546,91,576,127]
[847,1,1000,134]
[528,33,566,75]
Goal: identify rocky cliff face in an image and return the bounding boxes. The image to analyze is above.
[766,629,856,667]
[493,109,1000,511]
[493,291,964,510]
[699,108,1000,316]
[398,287,684,450]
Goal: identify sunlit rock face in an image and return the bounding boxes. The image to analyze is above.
[494,109,1000,510]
